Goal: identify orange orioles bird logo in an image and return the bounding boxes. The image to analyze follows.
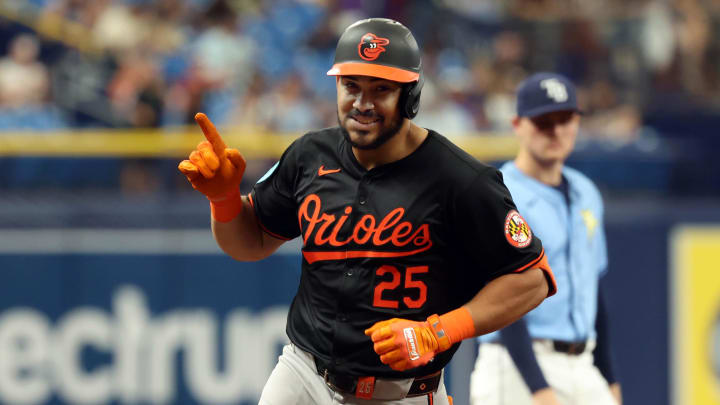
[504,210,532,248]
[358,33,390,61]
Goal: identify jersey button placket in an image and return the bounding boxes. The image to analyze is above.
[357,175,370,205]
[336,268,352,324]
[339,269,353,322]
[337,186,359,326]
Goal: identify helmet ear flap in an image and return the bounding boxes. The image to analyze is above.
[401,71,424,119]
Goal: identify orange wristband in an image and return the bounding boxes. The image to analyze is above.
[427,307,476,352]
[209,189,243,222]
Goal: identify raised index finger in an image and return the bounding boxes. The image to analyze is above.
[194,113,226,156]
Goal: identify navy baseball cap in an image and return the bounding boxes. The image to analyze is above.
[516,72,580,117]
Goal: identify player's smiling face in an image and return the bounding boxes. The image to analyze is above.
[336,75,405,150]
[515,110,579,164]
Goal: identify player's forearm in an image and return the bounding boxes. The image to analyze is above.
[500,318,550,393]
[594,282,619,384]
[211,196,276,261]
[365,268,548,371]
[465,268,548,336]
[429,268,549,347]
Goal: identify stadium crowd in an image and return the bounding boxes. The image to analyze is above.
[1,0,720,144]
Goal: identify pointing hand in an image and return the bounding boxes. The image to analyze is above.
[178,113,246,201]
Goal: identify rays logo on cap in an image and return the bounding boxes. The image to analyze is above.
[540,78,568,102]
[504,210,532,248]
[358,33,389,61]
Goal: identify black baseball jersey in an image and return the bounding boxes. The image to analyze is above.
[250,127,547,378]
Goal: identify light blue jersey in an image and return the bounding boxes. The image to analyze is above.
[479,161,607,343]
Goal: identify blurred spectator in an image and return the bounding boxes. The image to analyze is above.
[5,0,720,199]
[107,50,165,127]
[0,34,50,108]
[8,0,720,142]
[673,0,711,97]
[247,72,322,132]
[192,0,255,93]
[640,0,676,74]
[580,79,643,143]
[92,0,152,52]
[161,0,257,125]
[414,67,477,135]
[482,30,530,131]
[42,0,108,28]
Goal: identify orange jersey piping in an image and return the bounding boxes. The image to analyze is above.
[512,248,557,296]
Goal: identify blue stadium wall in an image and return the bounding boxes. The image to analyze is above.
[3,201,719,405]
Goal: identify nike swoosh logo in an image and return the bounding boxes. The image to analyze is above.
[318,165,341,176]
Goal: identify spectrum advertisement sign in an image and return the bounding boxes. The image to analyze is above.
[0,229,300,405]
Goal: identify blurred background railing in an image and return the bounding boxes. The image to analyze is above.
[1,1,720,405]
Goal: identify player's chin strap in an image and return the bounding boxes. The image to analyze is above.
[365,307,475,372]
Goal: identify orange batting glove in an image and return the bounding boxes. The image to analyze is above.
[178,113,246,222]
[364,308,475,372]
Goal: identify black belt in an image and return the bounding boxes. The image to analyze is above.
[549,340,587,355]
[315,361,441,398]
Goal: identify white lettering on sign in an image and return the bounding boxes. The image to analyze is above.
[0,285,289,404]
[0,309,51,405]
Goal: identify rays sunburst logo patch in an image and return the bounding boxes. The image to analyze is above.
[504,210,532,248]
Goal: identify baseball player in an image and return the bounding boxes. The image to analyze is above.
[179,18,557,405]
[470,72,621,405]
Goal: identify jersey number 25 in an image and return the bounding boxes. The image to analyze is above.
[373,265,428,309]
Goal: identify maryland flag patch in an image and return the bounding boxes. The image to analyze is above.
[504,210,532,248]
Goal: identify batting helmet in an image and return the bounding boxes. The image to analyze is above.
[327,18,424,119]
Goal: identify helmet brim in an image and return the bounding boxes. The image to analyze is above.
[327,62,419,83]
